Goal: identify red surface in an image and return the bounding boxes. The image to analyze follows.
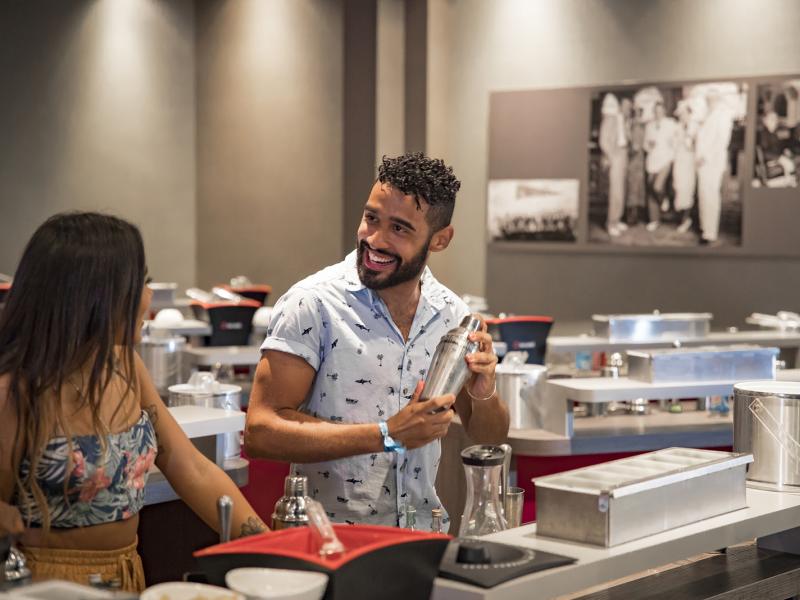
[517,446,733,523]
[240,452,290,525]
[220,284,273,294]
[195,524,450,570]
[190,299,261,309]
[486,316,553,324]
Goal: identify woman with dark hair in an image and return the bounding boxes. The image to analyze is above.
[0,212,267,592]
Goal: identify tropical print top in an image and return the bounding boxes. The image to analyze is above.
[17,411,157,528]
[260,250,470,532]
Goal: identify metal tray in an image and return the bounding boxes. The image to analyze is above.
[534,448,752,547]
[592,312,712,341]
[627,345,778,383]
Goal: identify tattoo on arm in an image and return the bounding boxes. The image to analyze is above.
[240,516,269,537]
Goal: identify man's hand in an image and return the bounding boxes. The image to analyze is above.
[386,381,454,450]
[465,317,498,401]
[0,501,23,537]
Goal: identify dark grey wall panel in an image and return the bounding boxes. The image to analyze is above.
[343,0,377,254]
[404,0,427,154]
[487,248,800,330]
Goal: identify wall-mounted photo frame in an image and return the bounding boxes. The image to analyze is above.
[587,81,747,248]
[487,179,579,242]
[753,79,800,189]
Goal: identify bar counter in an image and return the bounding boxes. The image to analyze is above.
[431,488,800,599]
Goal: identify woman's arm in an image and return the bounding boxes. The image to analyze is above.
[134,354,268,538]
[0,378,24,535]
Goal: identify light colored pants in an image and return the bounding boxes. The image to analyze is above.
[698,163,725,241]
[673,152,696,211]
[606,151,628,227]
[22,537,146,593]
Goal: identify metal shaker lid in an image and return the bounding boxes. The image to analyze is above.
[459,314,482,333]
[461,444,506,466]
[734,381,800,399]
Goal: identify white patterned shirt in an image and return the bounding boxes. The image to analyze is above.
[260,251,469,531]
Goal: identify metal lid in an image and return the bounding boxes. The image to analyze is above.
[734,380,800,399]
[461,444,506,466]
[139,334,186,346]
[459,314,482,333]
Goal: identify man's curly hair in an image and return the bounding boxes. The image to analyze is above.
[377,153,461,232]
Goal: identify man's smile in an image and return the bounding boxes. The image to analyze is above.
[362,246,398,272]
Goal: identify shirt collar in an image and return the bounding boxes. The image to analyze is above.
[341,250,447,313]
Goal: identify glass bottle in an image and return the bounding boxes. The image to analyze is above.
[430,508,443,533]
[405,504,416,531]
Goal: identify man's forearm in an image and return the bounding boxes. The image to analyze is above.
[459,389,510,444]
[244,409,384,463]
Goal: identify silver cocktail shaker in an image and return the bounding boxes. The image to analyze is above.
[422,315,482,404]
[271,475,312,530]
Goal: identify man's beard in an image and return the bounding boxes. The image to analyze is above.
[356,239,429,290]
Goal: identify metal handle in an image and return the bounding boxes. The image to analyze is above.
[748,398,800,470]
[217,495,233,543]
[499,443,512,518]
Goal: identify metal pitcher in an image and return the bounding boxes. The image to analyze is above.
[734,381,800,490]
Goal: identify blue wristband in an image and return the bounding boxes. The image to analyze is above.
[378,420,405,453]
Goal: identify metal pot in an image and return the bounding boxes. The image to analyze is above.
[496,355,548,429]
[137,333,186,399]
[169,373,242,459]
[733,381,800,489]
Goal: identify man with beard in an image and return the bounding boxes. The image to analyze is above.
[245,153,509,531]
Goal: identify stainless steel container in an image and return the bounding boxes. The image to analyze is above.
[734,381,800,490]
[422,315,481,400]
[168,374,242,459]
[137,333,186,399]
[535,448,752,547]
[496,361,547,429]
[272,475,311,530]
[627,345,778,383]
[147,282,178,309]
[592,312,712,341]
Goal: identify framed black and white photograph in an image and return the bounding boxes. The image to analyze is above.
[587,81,747,248]
[487,179,579,242]
[753,80,800,189]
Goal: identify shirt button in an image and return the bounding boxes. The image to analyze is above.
[403,388,408,394]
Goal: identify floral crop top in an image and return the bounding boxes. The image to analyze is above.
[17,411,158,528]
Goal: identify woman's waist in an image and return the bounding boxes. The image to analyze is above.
[20,513,139,551]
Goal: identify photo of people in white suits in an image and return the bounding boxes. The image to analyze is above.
[588,81,746,248]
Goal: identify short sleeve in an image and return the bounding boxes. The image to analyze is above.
[260,288,324,370]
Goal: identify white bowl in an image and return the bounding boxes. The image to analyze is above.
[225,567,329,600]
[154,308,185,325]
[141,582,244,600]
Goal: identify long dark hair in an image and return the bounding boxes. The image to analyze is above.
[0,212,146,528]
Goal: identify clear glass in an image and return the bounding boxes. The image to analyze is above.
[458,463,508,537]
